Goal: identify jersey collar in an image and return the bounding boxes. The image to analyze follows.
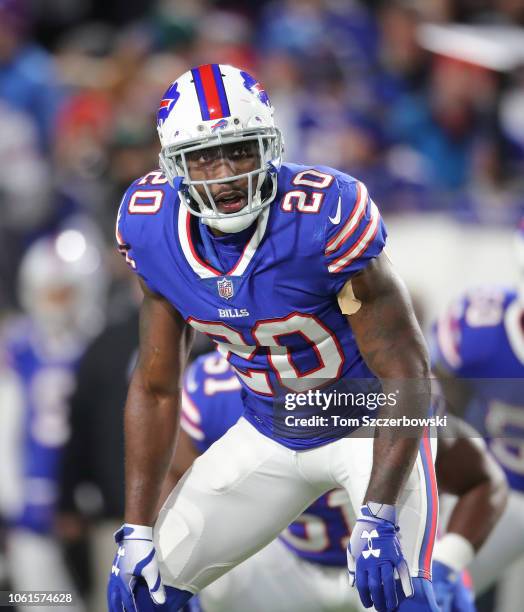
[177,203,270,279]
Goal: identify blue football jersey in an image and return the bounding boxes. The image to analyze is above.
[181,351,349,567]
[116,163,387,449]
[1,320,81,533]
[431,287,524,492]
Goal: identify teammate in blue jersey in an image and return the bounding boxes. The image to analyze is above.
[108,64,438,612]
[432,281,524,610]
[159,351,506,612]
[0,231,105,611]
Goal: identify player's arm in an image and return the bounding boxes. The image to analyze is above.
[435,415,508,556]
[344,252,429,607]
[347,252,430,504]
[431,415,508,611]
[433,364,474,418]
[125,279,193,525]
[109,279,193,610]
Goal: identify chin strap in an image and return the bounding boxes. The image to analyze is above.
[179,182,263,234]
[202,208,262,234]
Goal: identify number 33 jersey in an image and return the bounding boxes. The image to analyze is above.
[116,163,387,449]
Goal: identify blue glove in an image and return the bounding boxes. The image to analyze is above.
[107,524,166,611]
[347,503,413,611]
[432,560,456,612]
[432,561,476,612]
[452,572,476,612]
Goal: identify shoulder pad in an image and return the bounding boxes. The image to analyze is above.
[115,171,183,277]
[322,173,387,291]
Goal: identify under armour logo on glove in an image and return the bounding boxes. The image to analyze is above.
[107,524,166,612]
[348,503,413,611]
[361,529,381,559]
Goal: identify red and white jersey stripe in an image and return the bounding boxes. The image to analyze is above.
[181,388,204,441]
[325,181,369,255]
[324,179,384,276]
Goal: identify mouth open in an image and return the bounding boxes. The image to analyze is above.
[215,193,247,214]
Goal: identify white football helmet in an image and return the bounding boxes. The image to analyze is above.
[157,63,283,233]
[18,229,107,345]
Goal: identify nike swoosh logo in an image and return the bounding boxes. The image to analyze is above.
[328,196,342,225]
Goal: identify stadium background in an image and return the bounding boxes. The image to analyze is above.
[0,0,522,611]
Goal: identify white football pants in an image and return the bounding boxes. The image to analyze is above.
[468,490,524,610]
[199,536,360,612]
[155,417,438,595]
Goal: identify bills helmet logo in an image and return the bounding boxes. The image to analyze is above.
[157,82,181,126]
[240,71,271,107]
[217,277,234,300]
[211,118,228,132]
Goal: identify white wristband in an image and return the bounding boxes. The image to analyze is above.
[432,533,475,573]
[123,524,154,540]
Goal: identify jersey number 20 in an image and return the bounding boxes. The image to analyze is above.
[188,312,344,394]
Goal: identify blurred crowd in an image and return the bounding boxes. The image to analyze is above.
[1,0,524,312]
[0,0,524,609]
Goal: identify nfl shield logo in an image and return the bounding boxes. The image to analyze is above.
[217,277,234,300]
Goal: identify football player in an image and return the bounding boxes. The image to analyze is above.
[431,230,524,611]
[159,351,506,612]
[0,230,106,612]
[109,64,437,612]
